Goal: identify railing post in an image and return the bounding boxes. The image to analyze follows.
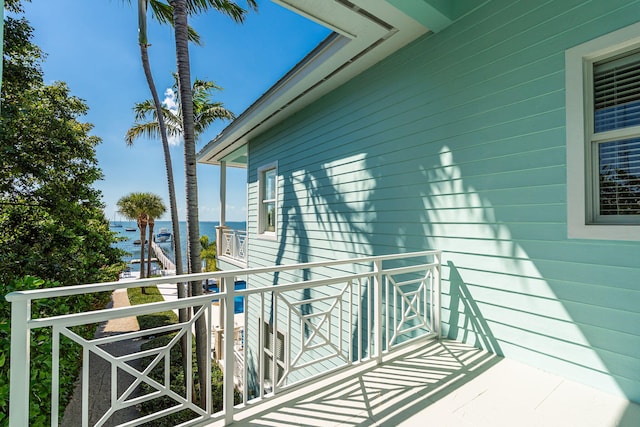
[230,230,236,260]
[373,260,383,364]
[223,275,235,425]
[216,225,229,258]
[434,252,442,338]
[8,297,30,427]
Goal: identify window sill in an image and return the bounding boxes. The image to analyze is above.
[568,223,640,241]
[256,232,277,241]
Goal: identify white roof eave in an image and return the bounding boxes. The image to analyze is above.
[197,0,429,166]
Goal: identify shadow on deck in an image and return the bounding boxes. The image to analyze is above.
[211,339,640,427]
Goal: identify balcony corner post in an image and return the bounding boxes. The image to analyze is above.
[435,252,442,338]
[8,297,31,427]
[373,260,383,364]
[215,226,224,260]
[223,275,236,425]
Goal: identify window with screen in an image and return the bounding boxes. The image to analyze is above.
[593,51,640,220]
[566,21,640,240]
[258,162,277,236]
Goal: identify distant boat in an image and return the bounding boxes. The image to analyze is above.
[110,212,123,227]
[125,227,136,232]
[155,227,172,242]
[133,239,148,245]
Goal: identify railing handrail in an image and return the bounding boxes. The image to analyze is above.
[5,250,441,303]
[223,229,246,236]
[23,259,440,329]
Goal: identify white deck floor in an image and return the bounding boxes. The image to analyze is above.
[148,278,639,426]
[207,339,640,427]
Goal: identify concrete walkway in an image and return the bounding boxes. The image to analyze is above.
[60,283,142,426]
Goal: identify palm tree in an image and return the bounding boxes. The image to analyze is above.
[167,0,255,276]
[117,192,164,279]
[126,75,234,146]
[125,0,208,281]
[126,75,233,284]
[200,234,216,272]
[168,0,256,408]
[134,0,185,286]
[144,195,166,277]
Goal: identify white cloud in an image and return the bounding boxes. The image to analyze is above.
[162,88,181,146]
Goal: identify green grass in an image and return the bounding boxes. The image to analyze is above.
[127,285,178,330]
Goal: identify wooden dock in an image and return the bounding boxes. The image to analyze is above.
[151,240,176,272]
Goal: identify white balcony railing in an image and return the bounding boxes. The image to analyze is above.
[6,250,441,426]
[217,228,247,265]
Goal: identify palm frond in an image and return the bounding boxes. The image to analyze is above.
[125,122,163,145]
[194,105,235,139]
[186,0,255,23]
[149,0,174,26]
[133,99,158,122]
[148,0,202,44]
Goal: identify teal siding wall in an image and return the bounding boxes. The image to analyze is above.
[246,0,640,401]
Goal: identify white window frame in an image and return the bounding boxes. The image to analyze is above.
[257,161,278,239]
[566,21,640,240]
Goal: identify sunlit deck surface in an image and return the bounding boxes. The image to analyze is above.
[209,339,640,427]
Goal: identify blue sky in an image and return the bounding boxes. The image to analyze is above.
[17,0,330,221]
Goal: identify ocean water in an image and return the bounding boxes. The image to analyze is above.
[111,220,246,272]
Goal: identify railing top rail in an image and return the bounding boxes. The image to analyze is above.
[29,294,214,329]
[222,229,246,235]
[240,260,440,297]
[22,259,440,328]
[5,250,441,303]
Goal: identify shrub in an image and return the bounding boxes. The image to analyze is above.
[136,333,240,426]
[0,276,111,426]
[127,285,240,425]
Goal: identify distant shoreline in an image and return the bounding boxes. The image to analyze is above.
[112,220,246,270]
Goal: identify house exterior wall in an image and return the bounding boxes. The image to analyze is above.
[246,0,640,402]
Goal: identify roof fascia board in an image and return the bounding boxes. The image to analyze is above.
[388,0,456,33]
[198,33,350,165]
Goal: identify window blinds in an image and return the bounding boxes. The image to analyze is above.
[594,51,640,216]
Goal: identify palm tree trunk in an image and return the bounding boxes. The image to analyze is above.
[171,0,201,277]
[139,45,185,279]
[139,42,188,300]
[138,0,191,390]
[147,217,154,277]
[138,218,147,280]
[170,0,207,408]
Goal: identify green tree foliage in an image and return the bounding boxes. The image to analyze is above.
[117,192,166,279]
[200,234,216,272]
[0,276,111,426]
[1,9,124,425]
[0,12,124,287]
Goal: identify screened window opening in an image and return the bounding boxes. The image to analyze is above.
[592,50,640,221]
[258,164,277,235]
[262,321,285,385]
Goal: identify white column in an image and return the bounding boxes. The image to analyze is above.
[8,297,30,426]
[219,161,226,227]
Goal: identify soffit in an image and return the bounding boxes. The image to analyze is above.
[197,0,429,166]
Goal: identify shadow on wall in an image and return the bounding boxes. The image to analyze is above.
[262,93,639,402]
[447,261,502,355]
